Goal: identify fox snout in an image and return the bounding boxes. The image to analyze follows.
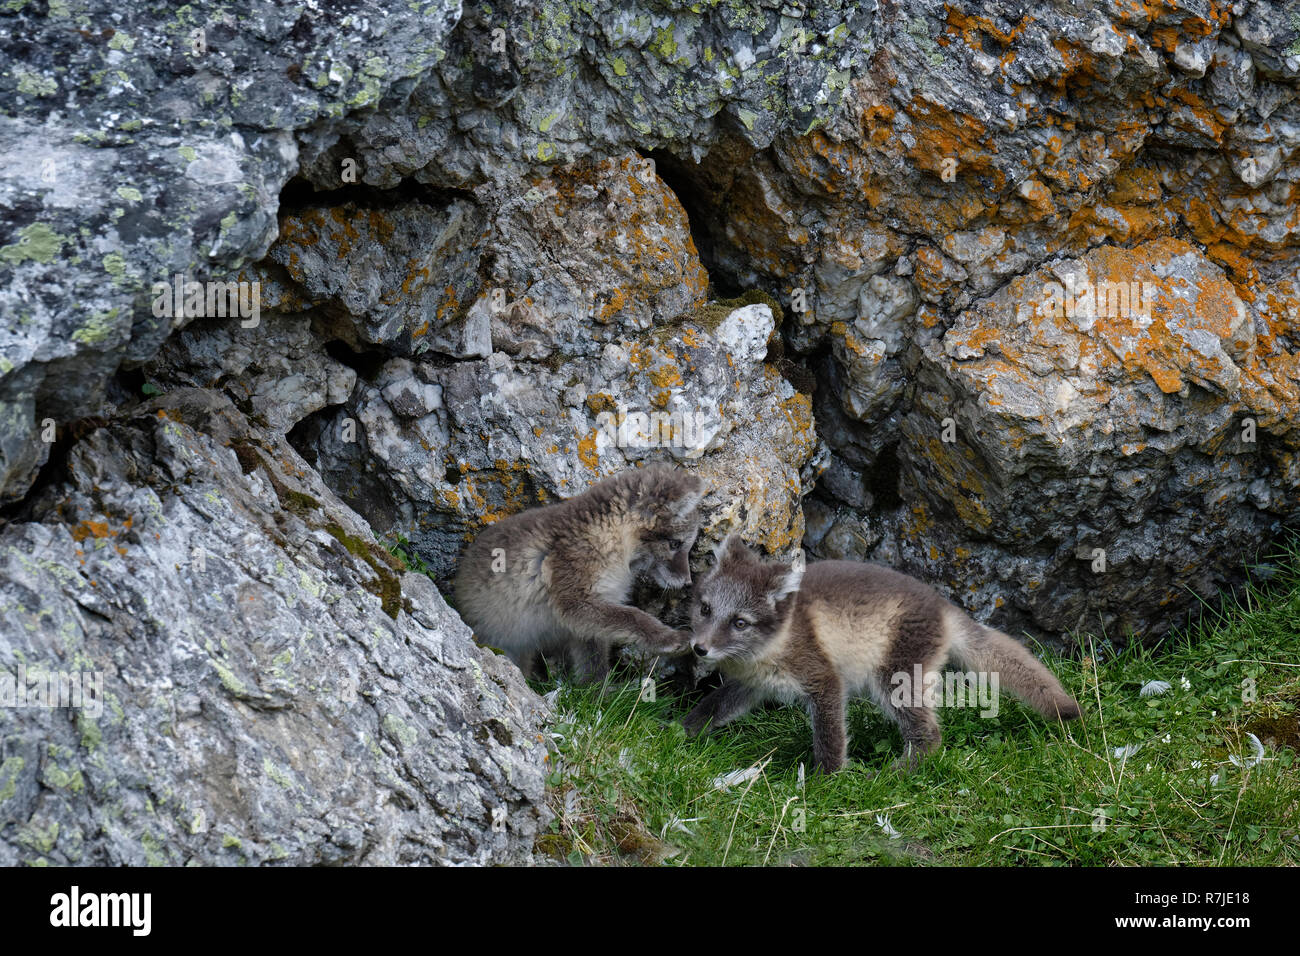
[689,630,723,660]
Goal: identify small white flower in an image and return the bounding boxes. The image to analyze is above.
[1191,760,1203,769]
[712,767,762,791]
[1179,676,1191,691]
[876,814,902,840]
[1161,733,1171,744]
[1228,732,1266,769]
[1114,743,1143,759]
[1140,680,1171,697]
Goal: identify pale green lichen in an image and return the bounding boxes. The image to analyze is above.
[0,223,66,265]
[211,658,248,696]
[42,764,85,793]
[262,756,294,789]
[102,252,127,280]
[16,70,57,96]
[141,830,166,866]
[0,757,24,802]
[78,714,101,752]
[71,308,120,345]
[18,820,59,854]
[383,713,418,751]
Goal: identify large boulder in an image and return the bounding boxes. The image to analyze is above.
[0,389,549,865]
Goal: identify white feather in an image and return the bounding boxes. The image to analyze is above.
[1139,679,1171,697]
[1228,732,1266,769]
[875,814,902,839]
[711,766,762,791]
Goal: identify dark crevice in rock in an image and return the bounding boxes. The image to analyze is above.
[646,147,742,298]
[0,415,107,527]
[278,171,477,213]
[285,408,330,471]
[864,440,904,512]
[322,339,390,382]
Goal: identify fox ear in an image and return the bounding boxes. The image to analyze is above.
[671,475,705,520]
[767,568,803,606]
[713,532,750,564]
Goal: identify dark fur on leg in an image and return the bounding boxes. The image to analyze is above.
[569,638,611,683]
[682,680,758,736]
[808,682,848,772]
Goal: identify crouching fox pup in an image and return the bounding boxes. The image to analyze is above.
[454,464,704,681]
[683,536,1080,772]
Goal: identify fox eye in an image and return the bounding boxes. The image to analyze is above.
[731,617,748,631]
[668,538,683,550]
[699,602,711,617]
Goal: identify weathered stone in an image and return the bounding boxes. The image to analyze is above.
[0,390,550,865]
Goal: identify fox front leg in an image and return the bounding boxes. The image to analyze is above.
[569,638,612,684]
[808,686,848,773]
[556,597,685,653]
[682,680,758,736]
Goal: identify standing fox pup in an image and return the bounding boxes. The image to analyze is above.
[454,464,703,680]
[684,536,1080,772]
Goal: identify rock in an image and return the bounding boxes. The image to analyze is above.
[0,0,868,506]
[144,314,357,433]
[640,3,1300,644]
[294,292,821,581]
[0,390,550,865]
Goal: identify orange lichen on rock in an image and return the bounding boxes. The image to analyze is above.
[943,239,1300,426]
[905,94,1000,181]
[577,431,599,469]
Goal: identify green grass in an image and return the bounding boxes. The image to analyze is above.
[539,542,1300,866]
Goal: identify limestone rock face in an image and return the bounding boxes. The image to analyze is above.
[0,390,549,865]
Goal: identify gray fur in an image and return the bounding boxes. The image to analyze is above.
[454,464,704,680]
[684,540,1080,772]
